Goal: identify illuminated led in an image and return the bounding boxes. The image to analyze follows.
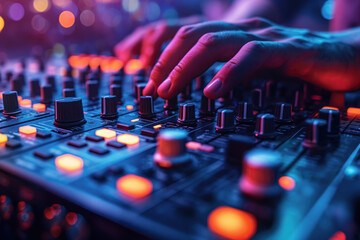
[19,126,37,135]
[59,11,75,28]
[153,124,162,129]
[116,174,152,199]
[329,231,346,240]
[0,134,8,144]
[95,128,116,139]
[20,99,32,107]
[89,56,102,70]
[124,59,143,75]
[117,134,139,146]
[17,96,22,102]
[126,105,134,110]
[322,106,339,111]
[199,144,214,152]
[130,118,139,123]
[186,141,201,150]
[33,103,46,112]
[55,154,83,172]
[279,176,296,191]
[347,107,360,117]
[65,212,78,226]
[33,0,49,13]
[208,206,257,240]
[0,16,5,32]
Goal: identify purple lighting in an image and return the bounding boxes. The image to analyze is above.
[8,3,25,21]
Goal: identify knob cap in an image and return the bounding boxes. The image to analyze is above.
[63,88,76,98]
[29,79,40,97]
[200,95,215,117]
[251,88,263,110]
[226,135,256,166]
[132,76,145,96]
[135,83,147,103]
[178,103,196,125]
[2,91,21,115]
[239,149,282,198]
[154,129,191,167]
[54,98,86,128]
[255,113,275,138]
[180,84,192,100]
[86,80,99,100]
[302,119,327,148]
[110,84,122,103]
[139,96,154,118]
[236,102,254,123]
[79,69,89,84]
[274,103,292,123]
[101,95,118,119]
[319,109,340,136]
[62,77,75,89]
[164,96,178,110]
[10,78,23,94]
[215,109,235,133]
[46,76,56,91]
[41,84,53,104]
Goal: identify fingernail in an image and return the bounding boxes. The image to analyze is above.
[204,78,222,94]
[158,78,172,93]
[143,80,155,96]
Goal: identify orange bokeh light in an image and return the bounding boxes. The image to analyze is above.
[20,99,32,107]
[95,128,116,139]
[55,154,83,172]
[116,174,153,199]
[0,133,8,144]
[322,106,339,111]
[153,124,162,129]
[33,103,46,112]
[117,134,139,146]
[0,16,5,32]
[186,141,202,150]
[208,206,257,240]
[89,55,102,70]
[278,176,296,191]
[124,59,143,75]
[126,105,134,110]
[347,107,360,117]
[329,231,346,240]
[130,118,139,122]
[19,126,37,135]
[59,11,75,28]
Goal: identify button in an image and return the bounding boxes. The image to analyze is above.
[116,174,153,199]
[6,140,22,149]
[117,123,135,131]
[55,154,83,172]
[215,109,235,133]
[54,98,86,128]
[33,103,46,112]
[19,99,32,108]
[85,135,104,142]
[101,96,118,119]
[106,141,126,149]
[95,128,116,139]
[208,206,257,240]
[34,150,54,160]
[19,126,37,135]
[67,140,87,148]
[141,128,158,138]
[89,146,110,155]
[2,91,21,115]
[117,134,139,146]
[36,131,52,139]
[0,134,8,144]
[186,141,202,150]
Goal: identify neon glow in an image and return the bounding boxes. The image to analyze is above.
[55,154,83,172]
[59,11,75,28]
[95,128,116,139]
[279,176,296,191]
[117,134,139,145]
[116,174,152,199]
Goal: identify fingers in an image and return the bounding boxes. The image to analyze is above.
[156,31,261,99]
[204,41,291,99]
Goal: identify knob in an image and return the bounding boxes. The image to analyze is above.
[79,69,89,84]
[135,83,147,103]
[2,91,21,115]
[139,96,154,118]
[46,76,56,91]
[200,95,215,117]
[236,102,254,123]
[180,84,192,100]
[215,109,235,133]
[63,88,76,98]
[132,76,145,96]
[195,75,205,90]
[101,95,118,119]
[86,80,99,100]
[251,88,263,110]
[29,79,40,97]
[154,129,191,167]
[178,103,196,125]
[41,84,53,104]
[319,109,340,136]
[274,103,292,123]
[254,113,275,138]
[239,149,282,198]
[226,135,256,166]
[62,77,75,89]
[110,84,122,103]
[164,96,178,110]
[54,97,86,128]
[302,119,327,148]
[10,78,23,94]
[6,71,13,82]
[110,72,123,85]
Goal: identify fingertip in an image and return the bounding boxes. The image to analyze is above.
[143,80,156,97]
[203,78,223,99]
[157,78,172,99]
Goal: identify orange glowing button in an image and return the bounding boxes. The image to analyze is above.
[33,103,46,112]
[153,124,162,129]
[95,128,116,139]
[126,105,134,110]
[130,118,139,123]
[199,144,214,153]
[322,106,339,111]
[20,99,32,107]
[59,11,75,28]
[55,154,83,172]
[17,96,22,102]
[65,212,78,226]
[208,206,257,240]
[329,231,346,240]
[347,107,360,117]
[116,174,152,199]
[186,141,202,150]
[0,133,8,144]
[124,59,143,75]
[279,176,296,191]
[117,134,139,145]
[19,126,37,135]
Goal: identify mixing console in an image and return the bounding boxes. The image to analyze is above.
[1,56,360,240]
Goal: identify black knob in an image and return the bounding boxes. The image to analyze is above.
[10,78,23,94]
[63,88,76,97]
[178,103,196,125]
[139,96,154,118]
[195,75,206,90]
[2,91,21,115]
[236,102,254,123]
[6,71,13,82]
[86,80,99,100]
[319,109,340,136]
[226,135,256,166]
[164,96,178,110]
[135,83,147,103]
[110,84,122,103]
[302,119,327,148]
[180,84,192,100]
[29,79,40,97]
[66,66,73,77]
[101,95,118,119]
[16,73,25,86]
[215,109,235,133]
[46,76,56,92]
[79,69,89,84]
[251,88,263,110]
[274,103,292,123]
[200,95,215,117]
[110,74,123,85]
[132,76,145,96]
[62,77,75,89]
[255,113,275,138]
[41,84,53,104]
[54,97,86,128]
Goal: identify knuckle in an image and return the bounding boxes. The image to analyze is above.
[198,33,219,47]
[176,25,195,40]
[243,41,265,55]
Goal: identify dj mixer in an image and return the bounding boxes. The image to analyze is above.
[0,56,360,240]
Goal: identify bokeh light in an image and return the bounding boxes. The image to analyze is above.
[59,11,75,28]
[33,0,49,13]
[32,15,49,33]
[8,3,25,21]
[0,17,4,32]
[52,0,72,8]
[122,0,140,13]
[146,2,161,21]
[80,10,95,27]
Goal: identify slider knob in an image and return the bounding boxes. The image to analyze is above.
[302,119,327,148]
[41,84,53,104]
[110,84,122,103]
[139,96,154,118]
[178,103,196,125]
[164,96,178,111]
[86,80,99,100]
[215,109,235,133]
[63,88,76,98]
[236,102,254,123]
[29,79,40,97]
[200,95,215,117]
[239,149,282,198]
[135,83,146,103]
[255,114,275,139]
[10,78,23,94]
[2,91,21,115]
[154,129,191,167]
[54,97,86,128]
[319,109,340,136]
[274,103,292,123]
[101,95,118,119]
